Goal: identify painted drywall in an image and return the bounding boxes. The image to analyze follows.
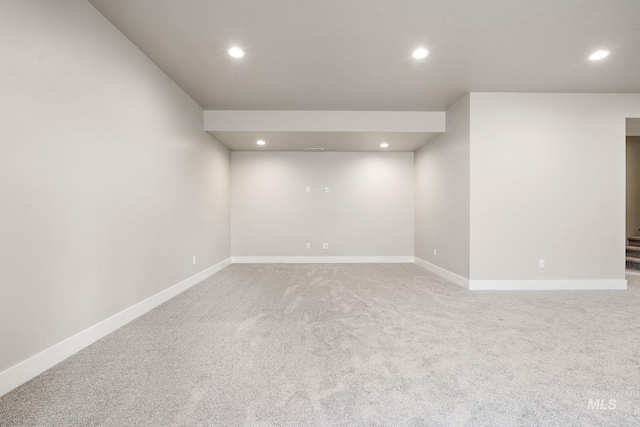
[627,118,640,137]
[470,93,640,280]
[231,152,413,257]
[626,137,640,238]
[414,95,470,278]
[0,0,230,374]
[204,110,445,132]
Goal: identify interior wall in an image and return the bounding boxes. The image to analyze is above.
[626,136,640,238]
[470,93,640,281]
[231,152,414,257]
[414,95,471,278]
[0,0,230,374]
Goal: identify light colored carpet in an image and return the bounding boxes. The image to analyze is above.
[1,264,639,426]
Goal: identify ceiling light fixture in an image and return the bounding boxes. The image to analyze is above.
[256,140,266,146]
[228,47,245,58]
[380,143,389,148]
[589,50,610,61]
[412,48,429,59]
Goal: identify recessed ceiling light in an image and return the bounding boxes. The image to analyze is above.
[256,140,266,146]
[589,50,610,61]
[380,142,389,148]
[412,48,429,59]
[228,47,245,58]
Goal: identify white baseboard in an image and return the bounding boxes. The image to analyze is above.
[413,258,470,289]
[0,257,232,398]
[231,256,414,264]
[411,259,627,291]
[468,279,627,291]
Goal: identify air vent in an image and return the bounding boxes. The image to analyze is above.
[304,147,324,152]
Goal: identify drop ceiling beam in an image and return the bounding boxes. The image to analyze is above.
[204,110,445,133]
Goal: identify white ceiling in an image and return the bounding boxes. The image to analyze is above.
[208,131,440,152]
[88,0,640,112]
[88,0,640,151]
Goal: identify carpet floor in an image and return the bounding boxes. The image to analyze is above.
[1,264,639,426]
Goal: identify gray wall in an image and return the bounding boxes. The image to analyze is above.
[414,95,471,278]
[470,93,640,280]
[626,136,640,238]
[0,0,230,373]
[231,152,414,257]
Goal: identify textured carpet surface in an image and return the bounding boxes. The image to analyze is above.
[1,264,639,426]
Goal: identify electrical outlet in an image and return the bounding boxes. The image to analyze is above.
[193,256,196,264]
[539,259,545,269]
[325,187,329,193]
[323,243,329,250]
[434,249,437,256]
[306,243,310,250]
